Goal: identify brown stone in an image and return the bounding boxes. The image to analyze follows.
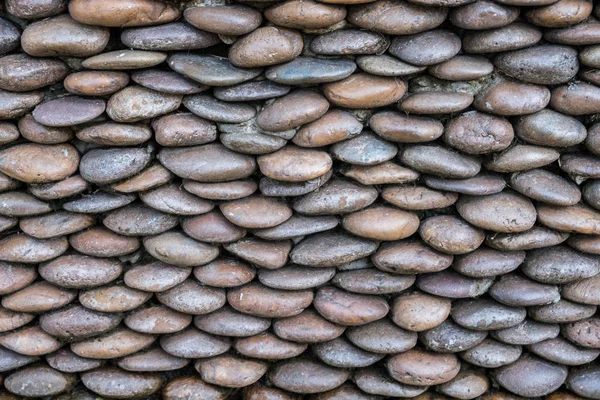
[257,90,329,132]
[194,259,255,288]
[258,146,332,182]
[118,347,189,372]
[224,238,292,269]
[20,211,93,239]
[220,196,291,229]
[0,262,37,295]
[69,0,180,27]
[310,29,389,55]
[451,298,526,330]
[390,30,461,66]
[194,306,269,337]
[291,110,362,147]
[0,90,43,119]
[0,122,19,145]
[444,111,514,154]
[64,71,129,96]
[21,14,109,57]
[153,113,216,147]
[159,143,256,182]
[463,22,542,53]
[510,169,581,206]
[485,144,560,172]
[125,305,192,334]
[0,143,79,184]
[18,114,73,144]
[229,27,302,68]
[391,292,451,331]
[342,206,419,241]
[399,91,473,114]
[266,0,346,29]
[124,262,190,292]
[5,365,74,398]
[7,0,67,19]
[79,284,151,312]
[429,55,494,80]
[270,360,349,394]
[450,0,519,29]
[460,337,522,368]
[347,0,447,35]
[530,299,597,323]
[0,234,68,263]
[195,356,267,388]
[495,355,567,397]
[228,283,313,318]
[489,274,560,306]
[70,227,140,258]
[46,348,101,373]
[457,192,536,233]
[39,305,121,340]
[474,81,550,116]
[39,254,122,289]
[184,5,262,36]
[71,328,155,359]
[387,350,460,386]
[0,325,61,356]
[291,231,377,267]
[163,376,227,400]
[0,54,69,92]
[373,240,453,274]
[107,86,182,122]
[323,73,406,108]
[0,307,34,333]
[274,309,345,343]
[355,368,427,398]
[527,0,593,27]
[82,50,167,70]
[544,17,600,45]
[132,69,207,95]
[81,368,163,399]
[551,82,600,115]
[2,281,75,313]
[121,22,219,51]
[143,231,219,267]
[419,215,484,255]
[235,332,307,360]
[522,245,600,284]
[314,286,388,326]
[157,280,225,315]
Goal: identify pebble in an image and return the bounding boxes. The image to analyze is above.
[157,280,225,315]
[333,268,415,295]
[347,0,447,35]
[254,215,338,240]
[342,206,418,241]
[80,147,151,185]
[235,332,308,360]
[357,55,426,76]
[392,292,451,331]
[228,283,313,318]
[184,5,262,36]
[82,50,166,70]
[0,234,68,263]
[159,143,256,182]
[314,286,388,326]
[220,195,292,228]
[399,91,473,114]
[46,348,101,373]
[168,54,262,87]
[0,325,62,355]
[544,17,600,45]
[399,145,481,179]
[529,299,597,323]
[452,298,526,330]
[417,270,493,298]
[182,210,245,243]
[373,240,453,274]
[314,336,384,368]
[7,0,67,19]
[107,86,182,122]
[489,274,560,306]
[387,350,460,386]
[153,113,216,147]
[567,365,600,399]
[354,368,427,398]
[196,355,267,388]
[0,54,69,92]
[429,55,494,80]
[0,143,79,184]
[444,111,514,154]
[531,336,600,365]
[194,259,255,288]
[64,71,129,96]
[40,304,121,339]
[273,309,345,343]
[71,328,155,359]
[439,370,490,400]
[516,109,586,147]
[163,377,227,400]
[460,338,522,368]
[148,324,213,355]
[33,97,105,127]
[63,191,135,214]
[419,215,485,254]
[370,111,444,143]
[390,30,461,66]
[269,359,349,394]
[195,306,269,337]
[266,57,357,85]
[20,211,93,239]
[125,306,191,334]
[81,368,163,398]
[5,365,74,397]
[291,231,378,267]
[310,30,389,55]
[463,22,542,53]
[214,81,290,102]
[183,94,256,123]
[457,192,536,233]
[40,254,121,288]
[229,27,303,68]
[122,22,219,51]
[225,237,291,270]
[293,178,377,214]
[79,284,150,312]
[474,81,550,116]
[424,174,506,196]
[257,90,329,132]
[0,307,34,332]
[265,0,346,29]
[0,20,19,55]
[0,122,19,145]
[526,0,593,27]
[18,114,73,144]
[332,132,397,165]
[346,319,417,354]
[522,245,600,284]
[550,82,600,115]
[68,0,180,27]
[143,231,219,267]
[76,122,151,146]
[450,0,520,30]
[0,90,43,119]
[420,319,488,352]
[510,169,581,206]
[495,355,567,397]
[21,14,109,57]
[118,347,189,372]
[125,261,190,293]
[323,73,407,108]
[259,265,335,290]
[0,262,37,295]
[485,144,560,172]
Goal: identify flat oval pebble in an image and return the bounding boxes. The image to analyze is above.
[169,54,261,87]
[107,86,181,122]
[82,50,166,70]
[527,0,593,27]
[0,90,43,119]
[81,368,163,399]
[80,147,151,185]
[495,355,567,397]
[463,22,542,53]
[510,169,581,206]
[195,306,269,337]
[257,90,329,132]
[144,232,219,267]
[69,0,180,27]
[18,114,73,144]
[266,57,357,85]
[0,54,69,92]
[228,283,313,318]
[492,319,559,345]
[387,350,460,386]
[419,215,485,255]
[451,298,526,330]
[229,27,303,68]
[40,304,121,339]
[64,71,129,96]
[332,132,397,166]
[444,111,514,154]
[551,83,600,115]
[125,261,190,292]
[420,319,488,352]
[71,328,155,359]
[314,286,388,326]
[21,14,109,57]
[5,365,74,397]
[450,0,520,30]
[63,192,135,214]
[429,55,494,80]
[46,348,101,373]
[0,144,79,184]
[259,265,335,290]
[122,22,219,51]
[214,81,290,102]
[313,336,384,368]
[457,192,536,233]
[40,254,121,288]
[291,231,378,267]
[474,81,550,116]
[293,178,377,214]
[235,332,308,360]
[269,359,349,394]
[357,54,426,76]
[0,325,62,355]
[347,0,447,35]
[32,97,105,127]
[184,5,262,36]
[0,18,19,55]
[125,305,191,334]
[220,196,292,229]
[79,284,150,312]
[390,30,461,66]
[399,91,473,114]
[163,377,227,400]
[159,144,256,182]
[183,94,256,123]
[118,347,189,372]
[0,234,68,263]
[323,73,406,108]
[523,245,600,284]
[400,145,481,179]
[461,337,522,368]
[311,29,389,55]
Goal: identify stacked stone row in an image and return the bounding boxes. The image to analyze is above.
[1,0,600,398]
